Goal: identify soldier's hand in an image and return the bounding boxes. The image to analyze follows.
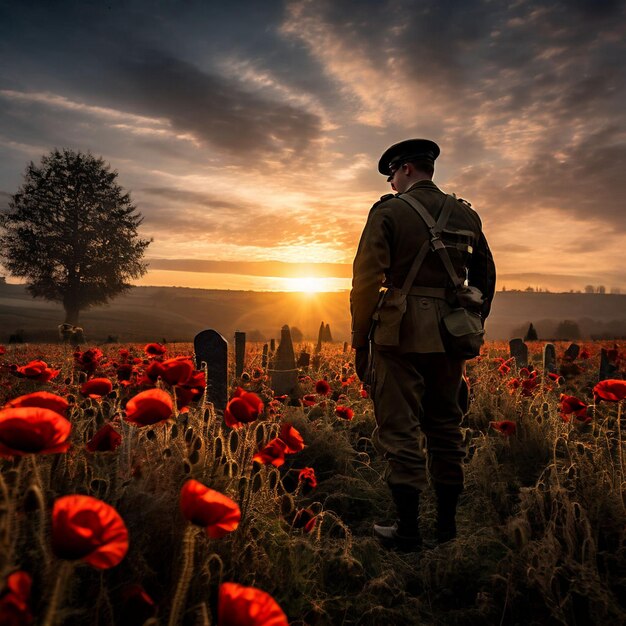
[355,348,369,382]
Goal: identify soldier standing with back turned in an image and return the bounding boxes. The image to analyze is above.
[351,139,496,549]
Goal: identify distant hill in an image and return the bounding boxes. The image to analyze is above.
[0,283,625,343]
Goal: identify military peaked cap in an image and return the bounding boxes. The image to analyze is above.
[377,138,440,175]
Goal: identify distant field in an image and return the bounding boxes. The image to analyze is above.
[1,283,625,343]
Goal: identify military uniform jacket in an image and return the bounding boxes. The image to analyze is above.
[350,180,496,353]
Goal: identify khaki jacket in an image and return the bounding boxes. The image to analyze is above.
[350,180,496,353]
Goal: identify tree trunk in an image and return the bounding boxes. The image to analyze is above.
[64,302,80,325]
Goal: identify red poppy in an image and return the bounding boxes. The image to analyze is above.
[559,394,587,415]
[521,377,539,397]
[179,479,241,538]
[86,424,122,452]
[573,411,592,425]
[315,379,331,395]
[119,584,156,624]
[174,368,206,411]
[147,356,194,386]
[80,378,114,399]
[593,379,626,402]
[252,438,287,467]
[547,372,563,383]
[4,391,69,416]
[302,394,317,407]
[118,349,131,361]
[579,349,591,360]
[498,364,511,376]
[0,570,32,626]
[14,360,59,382]
[51,495,129,568]
[298,467,317,489]
[74,348,104,374]
[360,387,368,399]
[0,408,71,457]
[335,406,354,420]
[124,389,173,426]
[292,508,317,533]
[279,423,305,453]
[224,388,264,428]
[0,346,5,356]
[490,420,516,436]
[144,343,166,356]
[116,363,134,382]
[217,582,288,626]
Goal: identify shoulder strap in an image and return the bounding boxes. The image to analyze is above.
[398,193,464,290]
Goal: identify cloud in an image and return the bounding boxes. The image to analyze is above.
[146,258,352,278]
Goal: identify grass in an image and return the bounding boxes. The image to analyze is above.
[0,340,624,625]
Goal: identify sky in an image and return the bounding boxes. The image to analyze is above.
[0,0,625,293]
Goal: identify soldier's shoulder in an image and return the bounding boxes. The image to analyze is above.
[368,193,396,214]
[372,193,396,208]
[450,192,474,210]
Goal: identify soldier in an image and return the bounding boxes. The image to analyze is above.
[351,139,496,549]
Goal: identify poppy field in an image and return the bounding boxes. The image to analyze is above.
[0,340,625,625]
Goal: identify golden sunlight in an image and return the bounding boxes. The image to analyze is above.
[278,276,348,294]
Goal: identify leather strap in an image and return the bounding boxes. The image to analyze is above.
[398,193,464,291]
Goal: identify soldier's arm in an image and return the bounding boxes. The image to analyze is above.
[350,204,393,348]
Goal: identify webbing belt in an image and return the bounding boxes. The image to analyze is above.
[408,286,447,298]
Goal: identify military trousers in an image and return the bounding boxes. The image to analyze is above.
[370,348,466,494]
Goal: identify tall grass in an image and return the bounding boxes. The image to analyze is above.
[0,341,624,625]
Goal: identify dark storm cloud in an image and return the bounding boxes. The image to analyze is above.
[0,1,324,163]
[104,51,322,158]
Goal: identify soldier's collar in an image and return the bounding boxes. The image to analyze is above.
[405,179,439,193]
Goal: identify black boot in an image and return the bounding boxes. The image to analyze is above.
[373,488,422,551]
[435,484,461,544]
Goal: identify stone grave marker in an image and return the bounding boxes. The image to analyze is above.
[315,321,324,353]
[297,350,311,368]
[270,338,276,352]
[542,343,557,374]
[261,343,269,369]
[343,341,348,353]
[509,338,528,368]
[234,331,246,378]
[269,325,302,398]
[563,343,580,361]
[599,348,619,381]
[323,323,333,342]
[194,330,228,411]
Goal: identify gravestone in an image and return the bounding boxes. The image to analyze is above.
[297,351,311,368]
[269,326,302,397]
[599,348,619,381]
[323,323,333,342]
[315,321,324,353]
[542,343,557,374]
[564,343,580,361]
[343,341,348,353]
[234,331,246,378]
[509,338,528,368]
[194,330,228,411]
[270,338,276,352]
[261,343,269,369]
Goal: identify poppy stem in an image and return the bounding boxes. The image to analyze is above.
[617,401,624,509]
[42,561,73,626]
[168,525,197,626]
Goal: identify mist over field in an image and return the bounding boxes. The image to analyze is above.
[1,282,625,344]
